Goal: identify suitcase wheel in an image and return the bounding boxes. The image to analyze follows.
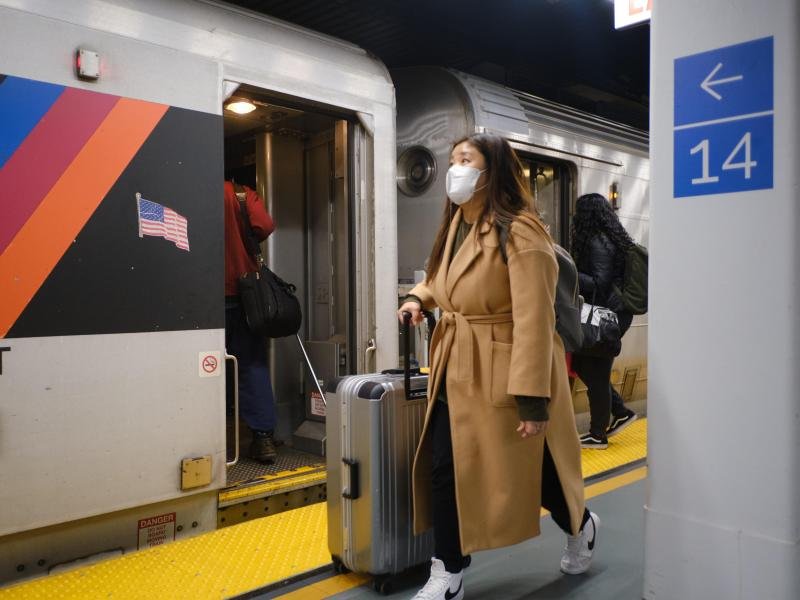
[331,556,349,575]
[373,576,393,595]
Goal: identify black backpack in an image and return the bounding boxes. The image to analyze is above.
[499,228,584,353]
[552,244,584,352]
[612,243,648,315]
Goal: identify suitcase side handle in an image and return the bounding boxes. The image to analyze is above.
[342,458,360,500]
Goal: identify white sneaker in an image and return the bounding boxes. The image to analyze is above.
[560,511,600,575]
[411,558,464,600]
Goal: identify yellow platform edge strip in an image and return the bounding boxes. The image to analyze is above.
[1,420,647,600]
[581,417,647,478]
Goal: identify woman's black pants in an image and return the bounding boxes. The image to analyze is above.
[430,401,588,573]
[571,312,634,438]
[570,353,615,438]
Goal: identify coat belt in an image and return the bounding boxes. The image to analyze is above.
[431,311,513,383]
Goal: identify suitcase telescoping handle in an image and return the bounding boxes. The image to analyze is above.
[401,310,436,401]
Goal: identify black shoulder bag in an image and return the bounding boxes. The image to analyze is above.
[236,198,302,338]
[577,285,621,357]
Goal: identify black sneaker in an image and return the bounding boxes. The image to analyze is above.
[580,433,608,449]
[606,411,638,438]
[250,430,277,464]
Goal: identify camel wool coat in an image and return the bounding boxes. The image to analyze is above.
[409,208,585,555]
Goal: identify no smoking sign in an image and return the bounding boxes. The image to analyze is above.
[198,351,221,378]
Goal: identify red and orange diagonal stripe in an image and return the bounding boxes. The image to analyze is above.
[0,97,168,337]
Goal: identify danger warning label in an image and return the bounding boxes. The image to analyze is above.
[310,390,326,417]
[137,512,176,549]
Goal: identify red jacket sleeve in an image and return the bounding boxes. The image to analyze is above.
[245,186,275,241]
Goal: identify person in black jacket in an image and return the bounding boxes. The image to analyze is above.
[570,193,638,448]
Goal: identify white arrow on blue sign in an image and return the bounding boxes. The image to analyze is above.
[699,63,744,101]
[674,37,773,198]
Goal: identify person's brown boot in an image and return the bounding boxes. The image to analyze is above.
[250,430,277,464]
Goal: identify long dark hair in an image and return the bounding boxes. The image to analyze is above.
[425,134,535,280]
[570,193,633,277]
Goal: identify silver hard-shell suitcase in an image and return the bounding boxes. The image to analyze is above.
[326,314,435,593]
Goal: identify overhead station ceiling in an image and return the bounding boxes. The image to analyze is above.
[224,0,650,130]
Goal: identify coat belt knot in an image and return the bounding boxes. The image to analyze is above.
[432,311,513,383]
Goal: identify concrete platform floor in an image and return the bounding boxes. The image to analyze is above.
[264,475,646,600]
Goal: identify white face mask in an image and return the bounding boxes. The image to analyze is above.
[446,165,487,205]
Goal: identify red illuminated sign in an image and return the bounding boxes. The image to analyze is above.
[615,0,652,29]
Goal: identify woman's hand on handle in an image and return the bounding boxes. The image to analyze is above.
[397,301,424,326]
[517,420,547,438]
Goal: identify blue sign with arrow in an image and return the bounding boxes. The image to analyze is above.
[674,37,774,198]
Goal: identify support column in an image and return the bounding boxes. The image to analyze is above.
[646,1,800,598]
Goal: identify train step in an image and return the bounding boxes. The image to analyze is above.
[219,447,326,527]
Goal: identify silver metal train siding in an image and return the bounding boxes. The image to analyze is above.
[393,67,650,423]
[0,0,398,584]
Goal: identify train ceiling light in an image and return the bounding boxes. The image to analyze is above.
[225,97,257,114]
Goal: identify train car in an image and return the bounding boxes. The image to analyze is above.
[0,0,650,588]
[393,67,650,426]
[0,0,399,584]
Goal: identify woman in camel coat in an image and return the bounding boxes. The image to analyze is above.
[398,134,598,600]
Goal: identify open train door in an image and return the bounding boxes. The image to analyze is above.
[221,84,378,483]
[286,118,377,456]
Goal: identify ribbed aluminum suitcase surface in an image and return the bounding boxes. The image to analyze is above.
[326,372,434,575]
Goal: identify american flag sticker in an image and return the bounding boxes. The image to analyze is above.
[136,193,190,251]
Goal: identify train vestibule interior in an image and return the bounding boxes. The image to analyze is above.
[223,83,356,482]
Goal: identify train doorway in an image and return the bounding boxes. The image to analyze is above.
[516,152,575,248]
[221,83,368,502]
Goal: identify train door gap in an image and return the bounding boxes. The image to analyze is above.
[221,82,359,490]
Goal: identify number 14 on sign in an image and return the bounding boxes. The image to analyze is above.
[674,114,772,198]
[690,132,756,184]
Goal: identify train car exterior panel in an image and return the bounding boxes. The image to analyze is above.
[0,67,226,535]
[0,0,398,577]
[0,3,221,113]
[1,0,398,369]
[0,330,226,537]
